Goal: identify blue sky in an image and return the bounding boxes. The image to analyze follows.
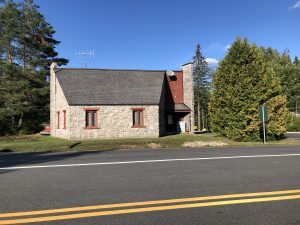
[35,0,300,70]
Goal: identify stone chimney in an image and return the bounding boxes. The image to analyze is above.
[182,62,194,133]
[50,62,57,136]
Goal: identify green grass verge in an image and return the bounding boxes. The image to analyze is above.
[1,133,300,153]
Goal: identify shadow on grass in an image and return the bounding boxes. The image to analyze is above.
[160,132,180,137]
[194,131,212,135]
[69,142,82,149]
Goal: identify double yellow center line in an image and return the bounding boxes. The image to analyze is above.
[1,189,300,224]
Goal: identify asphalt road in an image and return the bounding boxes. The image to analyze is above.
[1,146,300,225]
[287,132,300,140]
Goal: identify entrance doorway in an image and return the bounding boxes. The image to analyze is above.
[164,103,191,134]
[165,114,177,132]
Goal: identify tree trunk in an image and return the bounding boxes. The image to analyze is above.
[197,95,200,131]
[296,98,298,117]
[18,113,23,128]
[11,116,15,126]
[202,109,205,130]
[7,49,13,64]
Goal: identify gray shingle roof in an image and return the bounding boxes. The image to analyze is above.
[55,68,165,105]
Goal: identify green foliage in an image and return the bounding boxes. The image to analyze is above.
[0,0,68,135]
[288,116,300,132]
[261,47,300,113]
[209,37,289,141]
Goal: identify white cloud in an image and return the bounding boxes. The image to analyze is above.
[289,0,300,10]
[205,58,219,65]
[223,44,231,52]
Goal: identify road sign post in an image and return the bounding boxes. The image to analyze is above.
[259,105,268,144]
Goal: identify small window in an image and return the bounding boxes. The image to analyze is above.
[63,110,66,129]
[132,108,144,128]
[85,110,98,128]
[57,111,60,129]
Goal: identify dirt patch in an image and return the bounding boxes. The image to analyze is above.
[147,143,161,149]
[120,144,144,149]
[183,141,228,148]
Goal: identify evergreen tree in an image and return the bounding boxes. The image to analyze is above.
[209,37,289,141]
[192,44,210,131]
[292,56,300,115]
[261,48,300,114]
[0,0,68,135]
[0,0,22,134]
[294,56,300,66]
[18,0,68,69]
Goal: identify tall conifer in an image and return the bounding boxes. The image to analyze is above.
[192,44,210,130]
[0,0,68,134]
[209,38,289,141]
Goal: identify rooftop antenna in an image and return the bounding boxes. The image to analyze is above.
[75,49,95,68]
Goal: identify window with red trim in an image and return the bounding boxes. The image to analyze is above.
[57,111,60,129]
[63,110,66,129]
[132,108,144,128]
[85,110,98,128]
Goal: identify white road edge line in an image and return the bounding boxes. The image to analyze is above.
[1,153,300,170]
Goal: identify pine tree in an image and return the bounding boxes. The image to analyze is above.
[209,37,289,141]
[18,0,68,69]
[294,56,300,66]
[0,0,22,133]
[192,44,210,131]
[0,0,20,64]
[0,0,68,134]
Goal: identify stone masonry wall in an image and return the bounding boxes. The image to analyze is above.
[50,63,160,139]
[50,64,71,139]
[69,105,160,139]
[182,63,195,133]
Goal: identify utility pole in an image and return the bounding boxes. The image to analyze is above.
[262,107,266,144]
[259,105,268,144]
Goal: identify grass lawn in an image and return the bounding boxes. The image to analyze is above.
[1,133,300,153]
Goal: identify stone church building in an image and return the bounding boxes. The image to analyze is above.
[50,62,194,139]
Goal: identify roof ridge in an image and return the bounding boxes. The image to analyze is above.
[55,68,168,72]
